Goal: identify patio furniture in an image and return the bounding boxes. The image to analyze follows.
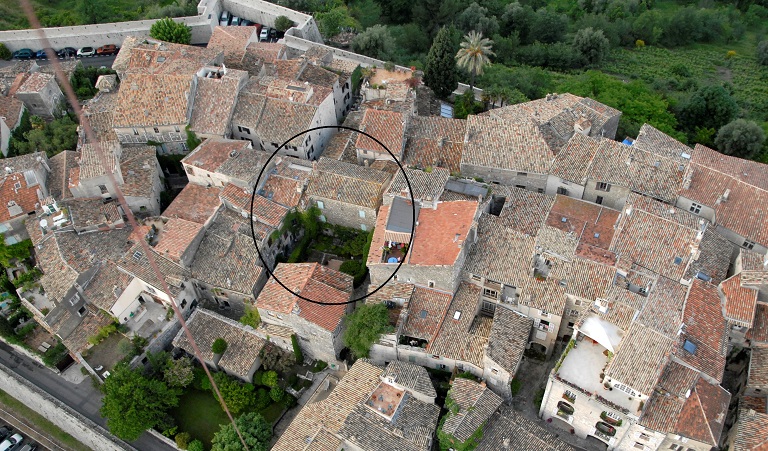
[37,345,47,353]
[40,341,51,349]
[94,365,104,372]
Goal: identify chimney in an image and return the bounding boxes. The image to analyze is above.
[722,188,730,202]
[312,160,317,172]
[479,380,486,388]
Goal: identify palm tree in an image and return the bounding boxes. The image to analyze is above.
[455,31,495,92]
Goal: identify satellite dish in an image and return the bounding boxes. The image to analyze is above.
[39,219,48,228]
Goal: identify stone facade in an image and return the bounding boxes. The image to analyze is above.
[459,165,548,193]
[313,197,377,231]
[582,180,630,211]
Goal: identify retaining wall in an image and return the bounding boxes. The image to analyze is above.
[0,362,135,451]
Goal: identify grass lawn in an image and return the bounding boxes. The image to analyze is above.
[0,389,91,451]
[171,388,286,448]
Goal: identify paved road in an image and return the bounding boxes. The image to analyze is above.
[0,342,175,451]
[0,54,117,70]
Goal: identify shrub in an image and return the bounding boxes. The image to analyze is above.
[0,43,10,60]
[212,338,228,354]
[758,40,768,66]
[270,386,285,402]
[149,17,192,44]
[255,388,271,409]
[239,305,261,328]
[510,378,523,396]
[283,393,298,408]
[192,367,209,391]
[185,125,201,151]
[253,370,264,386]
[291,335,304,365]
[175,432,191,449]
[262,370,278,388]
[726,50,737,59]
[635,39,645,48]
[313,360,328,372]
[275,15,295,32]
[187,439,204,451]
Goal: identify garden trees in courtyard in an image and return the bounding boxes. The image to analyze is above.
[211,412,271,451]
[150,17,192,45]
[343,303,392,358]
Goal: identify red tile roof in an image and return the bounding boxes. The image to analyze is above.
[220,183,287,228]
[678,280,727,381]
[401,286,452,341]
[720,274,758,326]
[162,184,222,225]
[154,217,203,263]
[182,138,250,173]
[408,200,478,266]
[748,304,768,344]
[355,109,406,156]
[676,378,730,446]
[0,172,41,223]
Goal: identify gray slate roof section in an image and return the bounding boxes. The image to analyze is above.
[476,408,576,451]
[486,307,532,373]
[387,196,418,233]
[382,361,437,399]
[443,378,503,444]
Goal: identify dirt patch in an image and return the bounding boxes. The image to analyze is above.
[370,68,412,86]
[716,66,733,83]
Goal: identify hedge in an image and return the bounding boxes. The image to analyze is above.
[291,334,304,364]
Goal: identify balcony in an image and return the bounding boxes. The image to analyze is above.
[380,243,407,264]
[556,401,574,424]
[601,411,623,427]
[592,429,616,445]
[595,421,616,436]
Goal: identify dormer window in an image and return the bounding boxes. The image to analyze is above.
[453,311,461,320]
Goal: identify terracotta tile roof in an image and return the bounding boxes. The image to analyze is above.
[741,396,767,413]
[748,304,768,344]
[721,274,759,326]
[173,308,266,379]
[463,114,552,174]
[297,64,340,88]
[586,138,633,186]
[658,360,700,398]
[183,138,251,174]
[403,116,466,173]
[78,141,120,180]
[610,200,701,281]
[257,263,352,331]
[54,227,133,273]
[80,91,118,143]
[305,158,391,209]
[60,305,114,354]
[244,42,286,65]
[323,122,359,163]
[207,26,256,67]
[731,408,768,451]
[34,232,78,303]
[0,95,24,128]
[272,359,382,451]
[464,214,536,286]
[675,377,730,446]
[46,151,78,200]
[749,345,768,390]
[678,280,727,381]
[624,148,687,202]
[0,170,42,223]
[220,183,287,228]
[381,360,437,398]
[364,282,415,306]
[693,143,768,191]
[153,217,202,263]
[496,186,554,236]
[118,38,221,77]
[443,378,502,443]
[82,261,133,311]
[407,200,477,266]
[232,88,318,148]
[518,276,569,314]
[550,258,615,301]
[61,197,122,230]
[400,286,452,341]
[685,228,734,285]
[386,167,449,202]
[430,283,487,367]
[17,72,53,93]
[476,407,576,451]
[633,123,693,161]
[355,109,406,156]
[163,184,222,225]
[635,276,687,339]
[606,322,674,395]
[550,133,601,183]
[189,69,248,136]
[120,146,159,199]
[114,73,192,127]
[189,209,268,295]
[261,173,304,208]
[486,308,532,373]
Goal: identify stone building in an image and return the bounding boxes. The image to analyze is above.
[14,72,63,119]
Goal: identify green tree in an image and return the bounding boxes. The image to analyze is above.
[164,356,194,388]
[274,15,295,32]
[211,372,255,415]
[456,2,499,37]
[680,85,739,135]
[239,305,261,328]
[13,115,79,157]
[270,386,285,402]
[212,338,228,354]
[0,43,10,60]
[343,303,392,359]
[424,26,459,99]
[454,90,483,119]
[757,40,768,66]
[529,8,568,44]
[350,0,382,30]
[261,370,278,388]
[150,18,192,45]
[175,432,192,450]
[77,0,108,24]
[211,412,271,451]
[455,31,494,91]
[572,27,610,66]
[316,6,358,38]
[187,440,204,451]
[100,363,180,441]
[351,24,395,60]
[715,119,766,159]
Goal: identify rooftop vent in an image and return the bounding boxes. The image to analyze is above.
[683,340,697,354]
[561,217,567,223]
[594,233,600,238]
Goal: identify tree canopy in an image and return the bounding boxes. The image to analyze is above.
[274,15,295,32]
[456,31,494,89]
[351,24,394,60]
[343,303,392,359]
[212,338,228,354]
[573,27,610,66]
[100,363,180,441]
[164,356,194,388]
[680,85,739,135]
[424,26,459,99]
[150,17,192,45]
[11,114,78,157]
[715,119,766,159]
[211,412,272,451]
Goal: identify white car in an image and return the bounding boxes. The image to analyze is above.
[77,46,96,57]
[259,28,269,42]
[0,433,22,451]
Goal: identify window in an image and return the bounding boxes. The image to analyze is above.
[408,355,416,362]
[238,126,251,134]
[596,196,604,205]
[153,127,160,134]
[360,224,367,231]
[563,390,576,402]
[99,184,108,194]
[743,239,756,250]
[181,143,188,152]
[568,309,579,316]
[483,288,498,299]
[358,210,365,218]
[596,182,611,192]
[428,281,435,288]
[634,443,645,450]
[316,201,324,210]
[537,188,545,193]
[180,299,187,308]
[689,202,702,214]
[669,445,684,451]
[639,433,650,441]
[517,172,528,176]
[567,322,574,329]
[515,185,526,189]
[557,187,568,195]
[133,128,139,135]
[174,126,180,133]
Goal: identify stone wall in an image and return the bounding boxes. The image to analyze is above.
[582,180,629,211]
[314,197,376,231]
[459,164,548,192]
[282,34,412,71]
[0,362,135,451]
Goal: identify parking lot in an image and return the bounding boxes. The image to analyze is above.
[0,412,49,451]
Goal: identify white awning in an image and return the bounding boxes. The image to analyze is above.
[579,315,623,352]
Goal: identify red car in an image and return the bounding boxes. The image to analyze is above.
[96,44,118,56]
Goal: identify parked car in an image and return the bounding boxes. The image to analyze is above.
[77,46,96,57]
[269,28,277,40]
[219,10,230,26]
[35,48,55,59]
[56,47,77,58]
[251,23,263,35]
[230,16,240,26]
[11,49,33,60]
[0,433,22,451]
[96,44,118,56]
[259,27,269,42]
[0,427,11,442]
[18,444,36,451]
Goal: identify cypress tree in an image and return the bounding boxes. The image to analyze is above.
[424,26,458,99]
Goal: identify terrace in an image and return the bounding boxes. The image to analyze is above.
[365,381,406,419]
